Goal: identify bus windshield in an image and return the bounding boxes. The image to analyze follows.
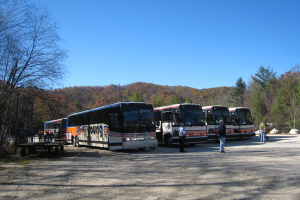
[237,110,253,125]
[122,106,153,127]
[181,108,205,126]
[213,110,231,125]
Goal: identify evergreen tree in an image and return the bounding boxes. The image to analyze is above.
[129,90,144,102]
[271,68,300,132]
[184,97,193,103]
[153,97,163,108]
[166,96,181,105]
[252,66,277,91]
[250,85,267,128]
[229,77,246,107]
[250,66,277,124]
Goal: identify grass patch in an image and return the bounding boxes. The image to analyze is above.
[0,155,32,165]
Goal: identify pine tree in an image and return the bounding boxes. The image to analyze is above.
[229,77,246,107]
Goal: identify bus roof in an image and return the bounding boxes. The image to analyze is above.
[68,101,152,117]
[229,107,250,111]
[202,105,228,110]
[154,103,201,111]
[44,118,67,124]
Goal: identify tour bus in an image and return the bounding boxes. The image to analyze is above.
[66,102,158,150]
[43,118,67,141]
[154,103,207,146]
[202,105,236,141]
[229,107,255,138]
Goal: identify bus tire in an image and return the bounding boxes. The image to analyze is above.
[75,137,79,147]
[165,135,172,147]
[72,137,76,147]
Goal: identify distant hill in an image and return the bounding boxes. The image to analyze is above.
[53,82,234,114]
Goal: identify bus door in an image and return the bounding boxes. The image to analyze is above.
[108,113,122,150]
[154,111,162,141]
[172,111,180,137]
[206,111,218,141]
[162,111,172,137]
[98,124,109,148]
[230,112,241,137]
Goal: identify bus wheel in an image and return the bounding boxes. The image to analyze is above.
[75,137,79,147]
[165,136,172,147]
[72,137,76,147]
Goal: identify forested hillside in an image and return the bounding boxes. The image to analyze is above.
[37,65,300,133]
[51,82,234,117]
[2,65,300,144]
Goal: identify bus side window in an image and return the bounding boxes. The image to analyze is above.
[109,113,120,127]
[55,124,60,133]
[172,113,180,125]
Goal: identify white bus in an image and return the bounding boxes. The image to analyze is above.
[154,104,207,146]
[229,107,255,138]
[66,102,158,150]
[44,118,67,141]
[202,105,234,141]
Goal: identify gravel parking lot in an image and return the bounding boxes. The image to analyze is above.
[1,134,300,200]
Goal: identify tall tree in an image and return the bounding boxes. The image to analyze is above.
[250,66,277,124]
[250,85,268,128]
[0,0,67,146]
[229,77,246,107]
[252,66,277,91]
[271,66,300,132]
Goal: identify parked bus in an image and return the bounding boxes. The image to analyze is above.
[229,107,255,138]
[154,103,207,146]
[66,102,157,151]
[202,105,234,141]
[44,118,67,141]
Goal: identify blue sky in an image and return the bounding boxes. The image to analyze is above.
[35,0,300,90]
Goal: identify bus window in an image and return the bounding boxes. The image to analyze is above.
[172,113,180,125]
[55,124,60,133]
[109,113,120,128]
[163,112,172,122]
[123,110,139,127]
[140,109,153,126]
[181,109,204,126]
[206,113,214,125]
[213,110,231,125]
[230,113,238,125]
[237,111,253,125]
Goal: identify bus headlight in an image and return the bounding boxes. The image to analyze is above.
[122,138,131,141]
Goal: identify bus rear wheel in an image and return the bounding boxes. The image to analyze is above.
[75,137,79,147]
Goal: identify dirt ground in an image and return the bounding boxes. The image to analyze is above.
[1,134,300,200]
